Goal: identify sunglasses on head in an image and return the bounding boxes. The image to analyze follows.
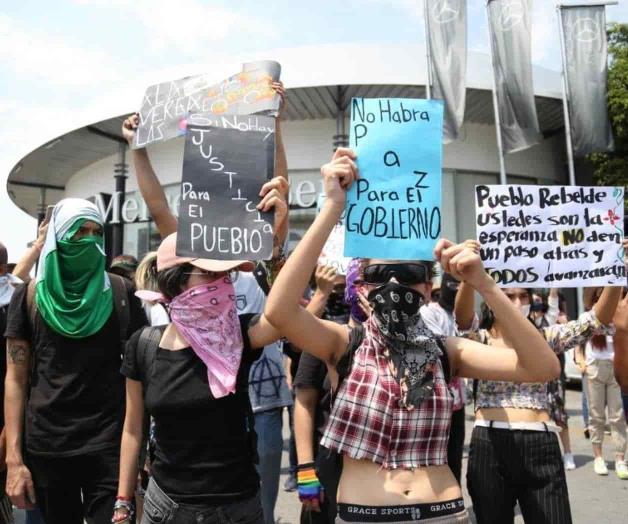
[362,263,431,286]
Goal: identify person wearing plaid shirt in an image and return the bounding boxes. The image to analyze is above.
[264,148,562,524]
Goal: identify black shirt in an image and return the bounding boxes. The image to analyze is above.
[121,315,263,505]
[293,351,332,444]
[3,279,147,457]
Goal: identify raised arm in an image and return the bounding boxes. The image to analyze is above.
[122,115,177,239]
[592,285,622,326]
[545,288,560,325]
[264,149,358,364]
[5,338,36,509]
[436,241,560,383]
[454,281,476,331]
[11,219,48,282]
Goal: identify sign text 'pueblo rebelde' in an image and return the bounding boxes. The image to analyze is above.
[475,184,625,288]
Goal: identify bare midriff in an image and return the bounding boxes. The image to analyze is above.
[476,407,551,423]
[337,457,462,506]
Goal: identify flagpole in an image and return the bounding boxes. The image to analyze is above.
[424,0,433,100]
[486,0,507,185]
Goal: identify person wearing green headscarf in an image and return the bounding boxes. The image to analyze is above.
[35,199,113,338]
[3,198,147,524]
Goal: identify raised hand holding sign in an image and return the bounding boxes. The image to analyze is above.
[344,98,444,260]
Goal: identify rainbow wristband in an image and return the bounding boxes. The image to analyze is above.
[297,462,323,502]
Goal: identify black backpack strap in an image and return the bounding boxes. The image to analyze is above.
[135,325,163,471]
[334,324,364,393]
[109,273,131,343]
[437,338,451,384]
[26,279,37,330]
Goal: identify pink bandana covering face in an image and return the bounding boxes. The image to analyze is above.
[168,276,243,398]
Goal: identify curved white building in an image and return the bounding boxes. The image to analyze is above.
[6,43,576,259]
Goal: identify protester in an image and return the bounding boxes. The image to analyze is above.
[419,272,466,484]
[115,232,285,524]
[613,291,628,389]
[4,199,147,524]
[456,273,620,522]
[110,255,139,281]
[293,264,349,523]
[264,148,561,524]
[0,241,20,524]
[574,287,628,478]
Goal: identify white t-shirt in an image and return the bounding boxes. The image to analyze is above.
[585,335,614,364]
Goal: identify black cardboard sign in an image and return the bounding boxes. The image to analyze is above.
[176,114,276,261]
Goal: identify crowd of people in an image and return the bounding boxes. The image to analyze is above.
[0,82,627,524]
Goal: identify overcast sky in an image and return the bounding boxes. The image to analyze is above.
[1,0,627,259]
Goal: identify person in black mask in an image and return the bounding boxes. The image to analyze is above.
[264,148,561,524]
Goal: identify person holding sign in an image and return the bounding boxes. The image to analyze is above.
[115,233,286,524]
[264,148,561,524]
[454,270,621,523]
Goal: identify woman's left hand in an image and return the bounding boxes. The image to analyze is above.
[436,239,492,292]
[258,176,289,227]
[271,81,286,118]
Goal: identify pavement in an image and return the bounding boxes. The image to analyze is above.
[274,385,628,523]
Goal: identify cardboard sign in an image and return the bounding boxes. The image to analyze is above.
[344,98,444,260]
[475,185,626,288]
[176,114,276,261]
[317,194,351,275]
[133,61,281,148]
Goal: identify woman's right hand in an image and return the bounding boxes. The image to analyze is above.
[436,239,493,293]
[320,148,358,207]
[122,113,139,145]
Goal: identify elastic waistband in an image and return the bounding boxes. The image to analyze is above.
[337,499,465,522]
[474,420,561,433]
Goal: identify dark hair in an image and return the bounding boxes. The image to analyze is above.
[480,288,534,330]
[157,263,194,301]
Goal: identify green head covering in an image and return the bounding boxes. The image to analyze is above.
[35,199,113,338]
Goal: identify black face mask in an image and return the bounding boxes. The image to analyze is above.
[367,282,442,409]
[368,282,425,342]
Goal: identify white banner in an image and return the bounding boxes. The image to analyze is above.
[317,194,351,275]
[475,185,625,288]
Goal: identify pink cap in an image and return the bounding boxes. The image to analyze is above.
[156,233,255,273]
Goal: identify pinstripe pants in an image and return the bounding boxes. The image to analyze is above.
[467,426,572,524]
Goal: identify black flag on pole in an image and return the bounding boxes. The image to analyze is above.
[560,5,614,156]
[487,0,541,154]
[426,0,467,143]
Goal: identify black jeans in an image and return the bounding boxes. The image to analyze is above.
[467,426,572,524]
[142,478,263,524]
[28,446,119,524]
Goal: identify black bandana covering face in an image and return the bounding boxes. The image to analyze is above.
[368,282,443,409]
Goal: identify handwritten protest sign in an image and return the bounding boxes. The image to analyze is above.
[344,98,444,260]
[133,61,281,149]
[176,114,275,261]
[475,185,626,288]
[317,194,351,275]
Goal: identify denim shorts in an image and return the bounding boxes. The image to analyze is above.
[142,478,264,524]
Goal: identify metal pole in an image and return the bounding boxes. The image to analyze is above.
[112,142,128,258]
[556,1,617,7]
[556,5,577,186]
[486,1,507,184]
[333,86,348,151]
[424,0,433,100]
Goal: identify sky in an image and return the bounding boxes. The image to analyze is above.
[1,0,627,259]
